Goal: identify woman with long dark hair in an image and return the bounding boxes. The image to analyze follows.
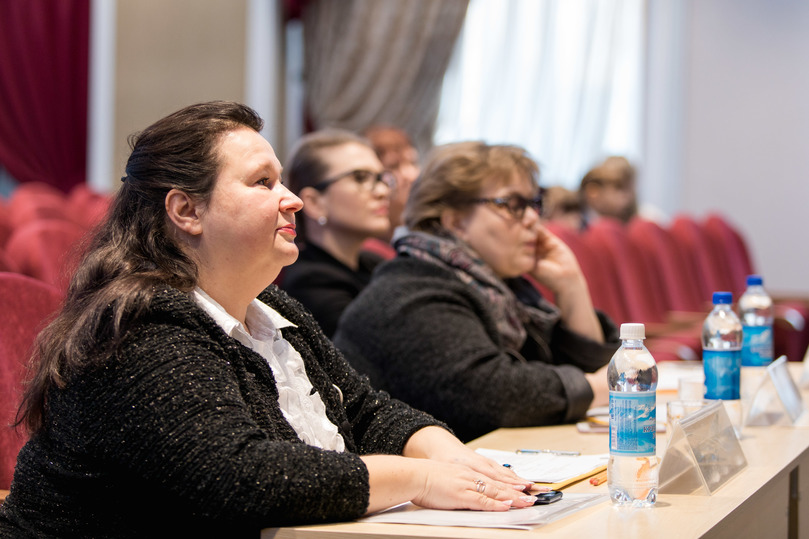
[0,103,536,537]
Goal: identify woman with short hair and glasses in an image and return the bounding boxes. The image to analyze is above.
[334,141,619,442]
[279,129,395,337]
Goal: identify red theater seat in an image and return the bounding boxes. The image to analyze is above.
[4,219,88,291]
[67,183,111,230]
[0,273,64,490]
[7,182,72,229]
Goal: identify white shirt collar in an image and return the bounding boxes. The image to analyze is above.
[192,287,296,341]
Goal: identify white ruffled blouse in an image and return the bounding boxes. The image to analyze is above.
[192,288,345,452]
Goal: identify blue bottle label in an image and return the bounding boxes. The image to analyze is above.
[741,325,773,367]
[703,349,741,399]
[609,391,656,456]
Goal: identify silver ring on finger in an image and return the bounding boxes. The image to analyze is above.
[474,479,486,494]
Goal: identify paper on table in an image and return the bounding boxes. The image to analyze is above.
[475,448,608,484]
[360,493,607,530]
[657,361,704,392]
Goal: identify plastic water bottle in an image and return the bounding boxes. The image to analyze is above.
[608,323,659,507]
[738,275,774,367]
[702,292,743,436]
[738,276,774,426]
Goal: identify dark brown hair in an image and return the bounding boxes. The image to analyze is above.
[17,101,263,432]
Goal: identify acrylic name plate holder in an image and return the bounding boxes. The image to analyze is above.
[658,400,747,495]
[746,355,805,427]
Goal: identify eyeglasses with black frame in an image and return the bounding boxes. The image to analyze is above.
[470,192,544,220]
[311,169,396,192]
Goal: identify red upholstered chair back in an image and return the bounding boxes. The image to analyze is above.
[0,272,64,489]
[4,219,89,291]
[584,218,669,325]
[627,218,706,313]
[0,250,19,273]
[702,214,755,298]
[669,215,733,303]
[7,182,72,229]
[0,202,13,249]
[67,183,111,230]
[546,221,629,325]
[361,237,396,261]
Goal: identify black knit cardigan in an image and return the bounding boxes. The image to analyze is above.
[334,256,619,442]
[0,284,443,538]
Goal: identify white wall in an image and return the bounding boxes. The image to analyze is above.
[87,0,282,193]
[680,0,809,295]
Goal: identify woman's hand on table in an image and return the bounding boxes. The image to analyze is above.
[404,427,534,490]
[411,458,539,511]
[362,452,540,514]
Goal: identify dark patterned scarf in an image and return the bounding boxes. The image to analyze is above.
[395,231,560,352]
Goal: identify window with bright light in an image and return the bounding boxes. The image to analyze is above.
[435,0,645,190]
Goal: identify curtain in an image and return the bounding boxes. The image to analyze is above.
[435,0,645,189]
[301,0,468,152]
[0,0,90,193]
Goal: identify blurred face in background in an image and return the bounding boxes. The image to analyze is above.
[365,127,420,231]
[541,185,583,230]
[582,157,637,222]
[583,177,633,220]
[381,145,419,230]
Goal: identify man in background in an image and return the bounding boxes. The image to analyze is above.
[364,125,420,244]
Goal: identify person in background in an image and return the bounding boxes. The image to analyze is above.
[334,141,618,442]
[541,185,584,231]
[0,103,538,537]
[278,129,393,337]
[363,125,421,241]
[578,155,637,227]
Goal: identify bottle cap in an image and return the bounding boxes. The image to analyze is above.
[746,274,763,286]
[712,291,733,304]
[620,323,645,340]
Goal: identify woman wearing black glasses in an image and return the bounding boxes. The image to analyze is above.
[334,141,619,442]
[280,129,395,337]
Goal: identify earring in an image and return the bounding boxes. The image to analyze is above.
[317,216,328,226]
